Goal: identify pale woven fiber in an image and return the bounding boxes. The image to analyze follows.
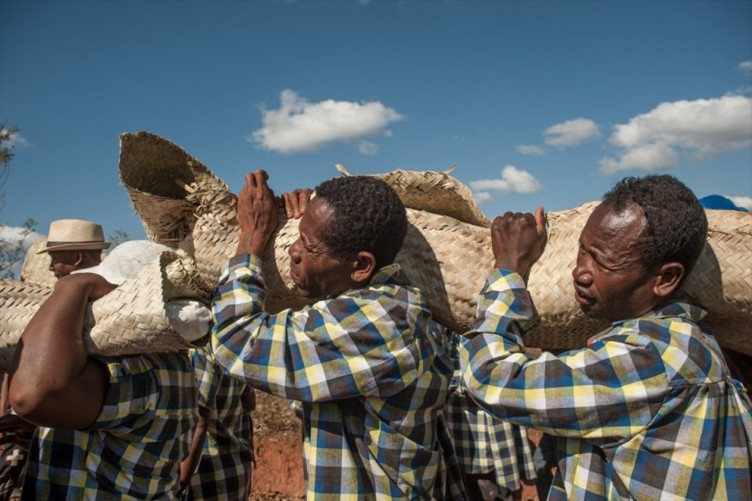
[119,132,752,355]
[119,131,229,248]
[82,251,207,356]
[371,169,491,227]
[19,238,57,288]
[0,251,209,371]
[0,280,53,370]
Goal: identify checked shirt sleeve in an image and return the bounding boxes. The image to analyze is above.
[460,269,669,441]
[212,254,427,403]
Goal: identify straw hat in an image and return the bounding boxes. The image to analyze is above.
[37,219,111,254]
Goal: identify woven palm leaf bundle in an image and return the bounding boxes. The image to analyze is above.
[0,250,209,371]
[119,132,752,355]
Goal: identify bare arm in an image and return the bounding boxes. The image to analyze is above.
[9,273,115,429]
[177,406,212,497]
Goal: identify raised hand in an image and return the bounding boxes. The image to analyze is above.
[236,170,280,257]
[491,206,546,280]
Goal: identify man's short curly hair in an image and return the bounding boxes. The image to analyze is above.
[603,175,707,279]
[314,176,408,270]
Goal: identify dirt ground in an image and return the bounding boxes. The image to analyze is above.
[248,391,305,500]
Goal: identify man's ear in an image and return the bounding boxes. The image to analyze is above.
[654,262,684,298]
[73,251,85,267]
[351,251,377,286]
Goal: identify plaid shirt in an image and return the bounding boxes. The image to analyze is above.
[212,254,466,500]
[460,269,752,500]
[446,333,536,491]
[22,352,198,500]
[185,345,253,500]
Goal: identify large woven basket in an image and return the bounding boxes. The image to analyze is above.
[0,250,209,371]
[119,132,752,355]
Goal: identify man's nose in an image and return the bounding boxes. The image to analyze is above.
[572,256,593,286]
[288,240,301,261]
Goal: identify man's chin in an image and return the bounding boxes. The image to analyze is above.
[578,303,596,318]
[294,284,318,299]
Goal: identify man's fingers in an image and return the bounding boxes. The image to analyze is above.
[534,206,546,235]
[281,189,312,219]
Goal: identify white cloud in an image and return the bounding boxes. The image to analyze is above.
[738,61,752,76]
[599,95,752,174]
[473,191,492,204]
[358,141,378,155]
[599,143,678,174]
[469,165,542,204]
[249,90,404,154]
[543,118,600,148]
[0,225,43,250]
[728,196,752,211]
[516,144,545,156]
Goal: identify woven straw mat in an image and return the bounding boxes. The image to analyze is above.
[0,251,208,371]
[119,132,752,355]
[119,131,230,248]
[19,238,57,287]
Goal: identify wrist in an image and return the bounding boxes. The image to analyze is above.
[236,233,267,258]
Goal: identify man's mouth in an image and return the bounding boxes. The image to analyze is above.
[574,286,594,305]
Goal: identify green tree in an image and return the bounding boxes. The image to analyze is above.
[0,123,35,279]
[0,123,20,213]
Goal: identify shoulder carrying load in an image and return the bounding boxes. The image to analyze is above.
[0,250,209,371]
[119,132,752,356]
[4,132,749,365]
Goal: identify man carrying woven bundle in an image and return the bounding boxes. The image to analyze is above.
[8,240,204,499]
[211,170,466,499]
[177,189,315,500]
[460,174,752,499]
[0,218,113,500]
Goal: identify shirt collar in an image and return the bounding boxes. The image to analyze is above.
[614,300,708,327]
[587,301,708,347]
[369,263,405,287]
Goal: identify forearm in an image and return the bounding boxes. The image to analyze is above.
[211,254,270,380]
[461,272,666,436]
[461,269,568,429]
[212,256,421,402]
[211,257,322,400]
[9,279,107,428]
[179,411,209,492]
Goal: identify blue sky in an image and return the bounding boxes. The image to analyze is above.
[1,0,751,250]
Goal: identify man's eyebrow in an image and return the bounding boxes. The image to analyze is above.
[299,231,312,247]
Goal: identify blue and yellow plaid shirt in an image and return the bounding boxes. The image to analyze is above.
[185,345,254,500]
[212,254,466,500]
[460,269,752,500]
[22,352,198,500]
[446,333,537,491]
